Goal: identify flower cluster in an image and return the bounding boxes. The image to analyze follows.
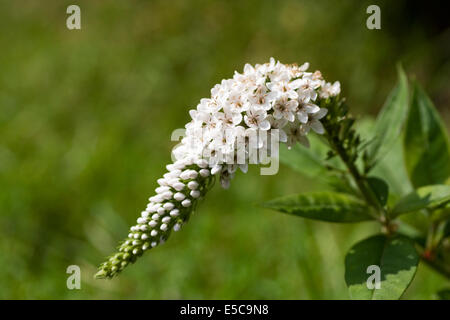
[96,58,340,278]
[174,58,340,187]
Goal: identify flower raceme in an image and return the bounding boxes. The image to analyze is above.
[95,58,341,278]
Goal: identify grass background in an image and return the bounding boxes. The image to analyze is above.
[0,0,449,299]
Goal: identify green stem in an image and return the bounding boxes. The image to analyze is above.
[397,220,450,280]
[326,134,388,224]
[416,243,450,280]
[425,221,437,252]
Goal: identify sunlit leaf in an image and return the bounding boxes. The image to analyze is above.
[391,185,450,218]
[262,191,374,223]
[279,134,343,179]
[368,64,409,166]
[357,118,413,197]
[279,138,327,178]
[345,234,419,300]
[403,83,450,188]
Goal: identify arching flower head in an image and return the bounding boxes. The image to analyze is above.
[95,58,340,278]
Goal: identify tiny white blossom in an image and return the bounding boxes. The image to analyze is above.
[244,107,271,131]
[162,216,171,223]
[181,199,191,207]
[190,190,201,198]
[169,209,179,217]
[296,102,320,124]
[163,202,175,210]
[199,169,210,177]
[273,96,298,122]
[286,123,310,149]
[303,108,328,134]
[174,192,186,201]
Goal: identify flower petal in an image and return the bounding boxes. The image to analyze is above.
[310,120,325,134]
[298,135,310,148]
[259,120,271,131]
[314,108,328,120]
[297,111,308,124]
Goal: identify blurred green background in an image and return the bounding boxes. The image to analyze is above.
[0,0,449,299]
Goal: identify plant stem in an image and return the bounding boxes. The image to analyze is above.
[416,243,450,280]
[326,134,388,224]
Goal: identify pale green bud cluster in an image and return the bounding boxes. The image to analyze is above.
[95,159,214,279]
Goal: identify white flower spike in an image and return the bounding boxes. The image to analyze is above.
[96,58,340,278]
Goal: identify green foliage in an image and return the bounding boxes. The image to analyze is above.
[345,234,419,300]
[444,221,450,238]
[279,135,329,179]
[403,83,450,188]
[366,177,389,207]
[261,192,374,223]
[367,65,409,168]
[391,185,450,218]
[371,138,413,197]
[266,69,450,299]
[357,119,413,197]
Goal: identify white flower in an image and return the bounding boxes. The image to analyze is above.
[286,123,310,149]
[216,110,242,128]
[267,80,299,100]
[302,108,328,134]
[244,107,271,130]
[209,128,237,156]
[272,96,298,122]
[296,102,320,124]
[197,97,221,114]
[203,113,222,132]
[320,81,341,99]
[96,58,341,279]
[248,84,278,111]
[296,78,320,102]
[226,90,249,113]
[267,115,288,143]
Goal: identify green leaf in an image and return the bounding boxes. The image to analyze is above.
[279,135,344,179]
[398,210,429,236]
[279,139,326,178]
[261,191,374,223]
[357,118,413,197]
[366,176,389,206]
[444,221,450,239]
[372,137,413,197]
[391,184,450,217]
[280,139,355,194]
[345,234,419,300]
[430,206,450,222]
[403,82,450,188]
[368,65,409,166]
